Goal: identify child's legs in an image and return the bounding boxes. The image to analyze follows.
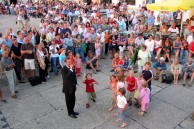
[126,91,132,102]
[117,108,125,122]
[91,92,96,99]
[87,93,92,104]
[141,102,146,112]
[145,103,149,111]
[138,66,143,73]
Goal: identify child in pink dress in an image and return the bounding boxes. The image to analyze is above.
[95,39,101,59]
[75,53,82,77]
[138,81,150,116]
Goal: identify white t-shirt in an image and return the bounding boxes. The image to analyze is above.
[106,9,113,17]
[49,44,59,57]
[117,95,127,108]
[145,39,155,51]
[117,81,125,90]
[97,32,105,43]
[154,40,162,48]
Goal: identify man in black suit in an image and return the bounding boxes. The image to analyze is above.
[61,57,79,119]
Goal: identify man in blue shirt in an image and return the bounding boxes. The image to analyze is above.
[153,57,167,80]
[3,35,12,48]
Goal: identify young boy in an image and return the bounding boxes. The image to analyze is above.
[142,62,153,92]
[125,70,136,106]
[82,73,99,108]
[1,51,17,99]
[116,87,127,128]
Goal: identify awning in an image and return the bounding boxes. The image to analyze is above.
[147,0,194,12]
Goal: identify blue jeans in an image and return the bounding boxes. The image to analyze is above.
[51,57,59,75]
[117,107,126,122]
[180,50,188,63]
[150,51,154,62]
[75,47,85,62]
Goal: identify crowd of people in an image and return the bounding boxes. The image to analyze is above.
[0,0,194,127]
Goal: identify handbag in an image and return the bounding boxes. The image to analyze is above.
[39,59,46,70]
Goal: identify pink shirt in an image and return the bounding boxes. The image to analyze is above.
[140,88,150,104]
[136,78,144,92]
[75,58,82,68]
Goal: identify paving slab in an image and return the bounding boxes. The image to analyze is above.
[1,94,55,128]
[180,117,194,129]
[13,120,42,129]
[154,85,194,113]
[128,97,189,129]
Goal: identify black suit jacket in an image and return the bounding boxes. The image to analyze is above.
[61,66,77,94]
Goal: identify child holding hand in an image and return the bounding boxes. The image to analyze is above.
[138,81,150,116]
[109,75,118,111]
[82,73,99,108]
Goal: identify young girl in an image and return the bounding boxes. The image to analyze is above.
[162,38,171,62]
[82,73,99,108]
[116,73,125,91]
[59,48,66,68]
[134,73,144,108]
[109,36,117,59]
[75,53,82,77]
[67,51,75,66]
[116,88,127,128]
[111,53,120,72]
[109,75,118,111]
[138,81,150,116]
[95,38,101,60]
[125,70,136,106]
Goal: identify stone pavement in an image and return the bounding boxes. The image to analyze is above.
[0,15,194,129]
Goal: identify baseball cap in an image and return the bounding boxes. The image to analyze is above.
[159,57,165,61]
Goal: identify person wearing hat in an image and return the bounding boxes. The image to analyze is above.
[153,57,167,81]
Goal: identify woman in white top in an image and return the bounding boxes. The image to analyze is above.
[145,34,155,61]
[154,35,162,60]
[36,43,48,83]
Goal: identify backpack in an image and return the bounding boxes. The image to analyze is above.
[165,75,173,84]
[161,74,167,83]
[29,76,42,86]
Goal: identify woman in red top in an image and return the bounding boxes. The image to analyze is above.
[55,33,62,48]
[83,73,99,108]
[125,70,136,106]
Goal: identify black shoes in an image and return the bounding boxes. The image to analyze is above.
[69,114,77,119]
[72,112,79,115]
[68,112,79,119]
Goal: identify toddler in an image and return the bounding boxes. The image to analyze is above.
[125,70,136,106]
[59,48,66,68]
[75,53,82,77]
[116,88,127,128]
[138,81,150,116]
[123,55,130,70]
[82,73,99,108]
[142,62,153,92]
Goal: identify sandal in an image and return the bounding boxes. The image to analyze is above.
[138,111,145,116]
[154,76,158,80]
[120,123,127,128]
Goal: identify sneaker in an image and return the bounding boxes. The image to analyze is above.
[47,75,50,78]
[86,103,90,108]
[11,95,17,99]
[110,69,114,72]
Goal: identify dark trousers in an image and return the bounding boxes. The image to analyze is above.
[105,44,109,55]
[65,92,76,115]
[38,64,47,82]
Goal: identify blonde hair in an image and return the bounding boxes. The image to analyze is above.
[142,81,148,88]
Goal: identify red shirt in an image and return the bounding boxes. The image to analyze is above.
[190,42,194,51]
[126,76,136,92]
[84,79,96,93]
[118,59,124,66]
